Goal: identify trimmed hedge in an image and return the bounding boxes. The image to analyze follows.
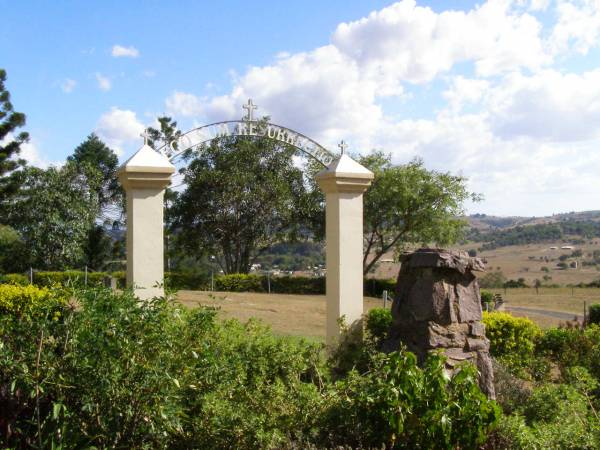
[265,276,325,294]
[215,273,264,292]
[0,273,28,285]
[364,278,396,297]
[0,270,396,296]
[34,270,107,288]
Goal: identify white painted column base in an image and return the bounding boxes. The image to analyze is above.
[316,155,374,346]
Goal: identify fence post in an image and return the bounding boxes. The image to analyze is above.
[267,271,271,294]
[84,265,88,286]
[29,267,33,284]
[383,290,388,308]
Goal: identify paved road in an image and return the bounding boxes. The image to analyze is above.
[505,305,582,321]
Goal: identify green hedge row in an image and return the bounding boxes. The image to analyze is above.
[0,271,396,297]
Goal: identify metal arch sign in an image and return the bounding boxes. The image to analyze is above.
[157,101,337,167]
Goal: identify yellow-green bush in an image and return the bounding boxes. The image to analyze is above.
[0,283,66,318]
[483,312,541,357]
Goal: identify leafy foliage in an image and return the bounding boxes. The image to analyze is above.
[0,283,66,318]
[360,152,478,275]
[172,129,320,274]
[365,307,392,347]
[67,133,121,216]
[493,382,600,449]
[0,68,29,202]
[0,224,25,273]
[0,286,501,449]
[214,273,264,292]
[589,303,600,325]
[322,351,500,449]
[4,164,98,269]
[483,312,541,375]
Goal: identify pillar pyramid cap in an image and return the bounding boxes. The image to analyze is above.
[316,154,374,179]
[315,154,374,193]
[118,144,175,189]
[118,144,176,174]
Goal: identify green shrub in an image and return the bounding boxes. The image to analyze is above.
[266,275,325,294]
[365,307,392,346]
[0,288,323,449]
[215,273,264,292]
[364,278,395,297]
[321,351,500,449]
[0,286,503,449]
[588,303,600,325]
[111,270,126,288]
[33,270,107,288]
[493,383,600,449]
[0,273,28,285]
[537,326,600,379]
[483,312,541,375]
[0,283,67,318]
[481,289,493,307]
[165,271,209,290]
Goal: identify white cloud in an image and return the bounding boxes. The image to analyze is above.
[332,0,550,82]
[443,76,490,112]
[95,73,111,91]
[19,140,60,168]
[0,134,60,169]
[486,69,600,142]
[549,0,600,55]
[165,91,204,117]
[95,107,145,156]
[160,0,600,215]
[112,44,140,58]
[60,78,76,93]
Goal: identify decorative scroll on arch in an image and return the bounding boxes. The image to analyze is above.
[158,100,337,167]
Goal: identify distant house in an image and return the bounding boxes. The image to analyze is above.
[561,246,574,250]
[549,246,558,250]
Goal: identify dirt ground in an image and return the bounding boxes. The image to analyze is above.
[176,290,385,341]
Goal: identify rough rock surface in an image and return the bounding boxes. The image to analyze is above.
[383,248,495,398]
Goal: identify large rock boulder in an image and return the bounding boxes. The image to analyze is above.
[384,248,495,398]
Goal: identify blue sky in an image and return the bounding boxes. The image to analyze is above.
[2,0,600,216]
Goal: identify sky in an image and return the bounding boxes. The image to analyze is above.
[2,0,600,217]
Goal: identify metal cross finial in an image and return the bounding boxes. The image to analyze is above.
[338,140,348,155]
[141,129,150,146]
[243,98,258,121]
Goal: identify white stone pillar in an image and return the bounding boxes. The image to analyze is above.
[316,155,374,346]
[117,144,175,300]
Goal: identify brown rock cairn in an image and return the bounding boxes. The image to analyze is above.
[383,248,495,398]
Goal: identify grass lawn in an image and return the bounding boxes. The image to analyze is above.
[488,287,600,315]
[176,290,385,341]
[176,287,600,335]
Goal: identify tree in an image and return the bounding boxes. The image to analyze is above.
[147,117,183,270]
[0,69,29,202]
[0,224,26,272]
[172,131,318,274]
[82,225,113,271]
[360,152,479,275]
[5,163,98,269]
[67,133,122,219]
[147,116,182,157]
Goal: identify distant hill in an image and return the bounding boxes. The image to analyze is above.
[468,211,600,231]
[465,211,600,251]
